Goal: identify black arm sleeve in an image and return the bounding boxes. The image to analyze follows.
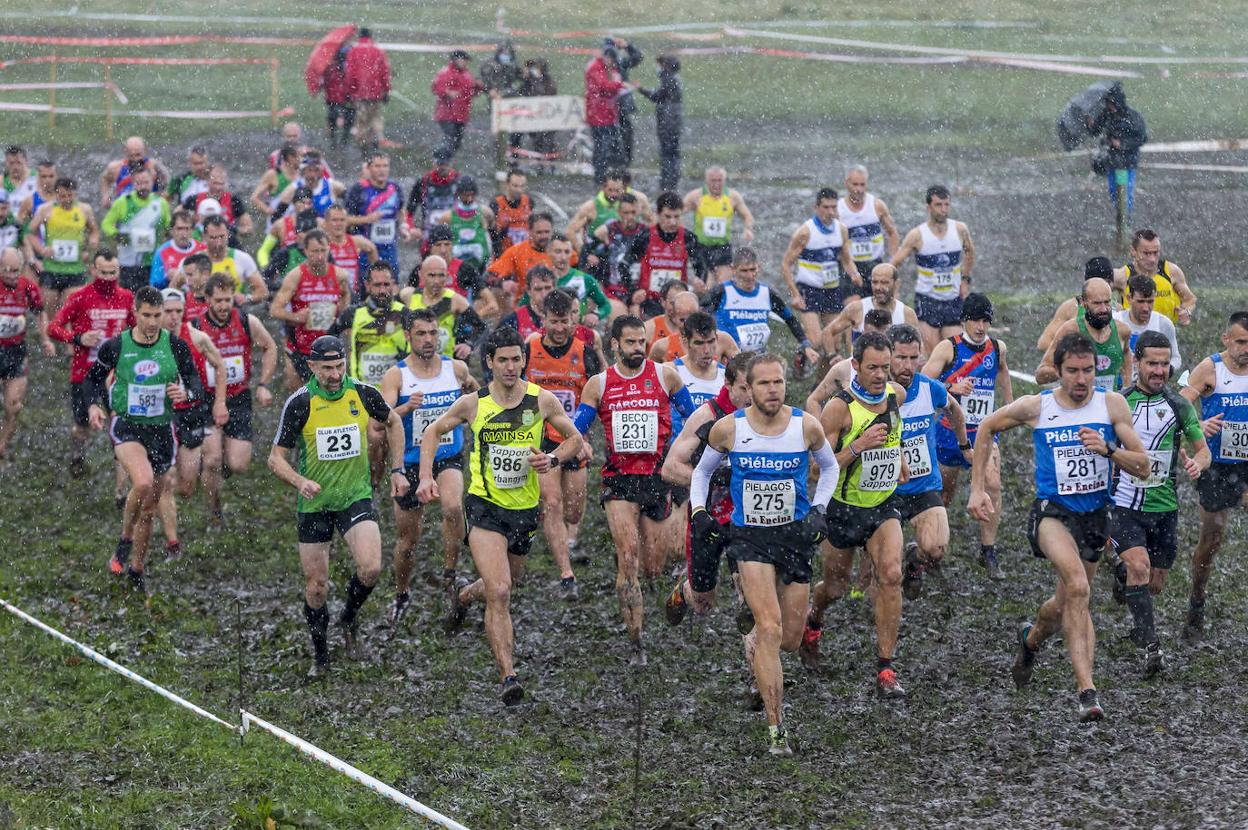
[357,380,393,423]
[272,389,310,448]
[456,260,485,295]
[170,336,206,403]
[685,234,707,279]
[618,227,650,273]
[453,305,487,347]
[700,285,725,314]
[405,179,424,216]
[83,335,123,409]
[583,342,603,377]
[770,291,809,345]
[327,307,355,338]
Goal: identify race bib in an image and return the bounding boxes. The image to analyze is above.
[127,383,165,418]
[902,435,932,479]
[370,219,396,244]
[736,321,771,353]
[651,268,682,291]
[1220,421,1248,462]
[551,389,576,415]
[205,355,246,388]
[1095,374,1119,391]
[130,228,156,254]
[437,326,453,353]
[51,239,80,262]
[628,262,641,282]
[454,242,484,262]
[821,262,840,288]
[859,446,900,491]
[1054,445,1108,495]
[1124,449,1172,489]
[932,270,956,293]
[742,479,795,526]
[851,239,874,260]
[315,423,361,461]
[306,302,336,332]
[489,444,531,488]
[701,216,727,239]
[963,388,995,426]
[611,409,658,453]
[359,351,394,384]
[0,314,25,338]
[507,226,528,246]
[413,406,454,447]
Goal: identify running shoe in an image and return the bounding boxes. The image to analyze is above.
[1181,602,1205,643]
[768,724,793,756]
[901,542,924,601]
[307,658,329,680]
[108,552,126,576]
[1143,642,1164,679]
[560,576,580,602]
[629,641,648,667]
[442,589,467,635]
[340,619,366,661]
[979,548,1005,581]
[875,668,906,700]
[798,617,822,670]
[664,581,688,626]
[164,541,182,562]
[501,675,525,706]
[1012,622,1037,689]
[1077,689,1104,722]
[125,567,146,594]
[390,592,411,626]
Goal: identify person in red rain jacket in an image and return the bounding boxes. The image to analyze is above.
[345,28,392,151]
[432,49,485,163]
[323,45,355,147]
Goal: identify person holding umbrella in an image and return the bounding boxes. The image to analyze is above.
[305,26,357,147]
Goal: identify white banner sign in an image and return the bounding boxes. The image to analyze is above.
[492,95,585,134]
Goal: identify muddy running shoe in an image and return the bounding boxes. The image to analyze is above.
[768,724,793,756]
[1012,622,1038,689]
[876,668,906,700]
[979,547,1005,581]
[340,619,367,661]
[902,542,924,601]
[1143,642,1164,679]
[560,576,580,602]
[125,567,146,594]
[745,683,764,712]
[68,456,89,479]
[164,541,182,562]
[442,588,468,635]
[629,641,648,667]
[1077,689,1105,722]
[1181,601,1205,643]
[664,581,688,626]
[307,657,329,679]
[798,618,822,670]
[390,592,411,626]
[501,675,525,706]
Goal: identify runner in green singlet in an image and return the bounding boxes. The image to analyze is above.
[1037,277,1133,391]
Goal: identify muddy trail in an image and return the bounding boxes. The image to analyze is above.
[2,112,1247,829]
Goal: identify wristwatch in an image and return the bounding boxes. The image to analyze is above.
[546,453,560,469]
[390,466,404,475]
[959,441,972,451]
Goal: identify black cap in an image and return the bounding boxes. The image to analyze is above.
[457,175,477,194]
[293,186,314,203]
[961,292,994,322]
[427,223,453,244]
[308,335,346,362]
[295,209,319,233]
[432,146,452,165]
[449,49,470,61]
[1084,256,1113,280]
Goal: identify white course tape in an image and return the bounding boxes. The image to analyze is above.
[0,597,237,732]
[0,101,294,119]
[531,190,569,222]
[240,710,472,830]
[1143,162,1248,174]
[1009,369,1038,386]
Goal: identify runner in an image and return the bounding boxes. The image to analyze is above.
[702,247,817,364]
[99,136,168,209]
[404,255,483,361]
[682,166,755,286]
[492,169,532,253]
[380,307,477,624]
[256,188,319,282]
[48,250,135,481]
[183,165,253,243]
[433,176,494,273]
[838,165,900,286]
[0,200,21,257]
[542,232,610,328]
[15,159,55,227]
[87,286,207,592]
[274,152,345,219]
[202,216,267,305]
[523,288,601,598]
[100,168,171,293]
[1113,275,1182,378]
[148,209,206,290]
[344,152,412,275]
[323,203,380,299]
[1036,257,1115,352]
[269,230,353,386]
[818,264,917,356]
[329,262,409,386]
[406,149,460,245]
[648,291,740,364]
[250,143,301,230]
[269,335,409,677]
[970,331,1149,721]
[574,315,699,663]
[1111,229,1196,327]
[643,281,689,351]
[497,266,556,343]
[26,177,98,319]
[172,253,213,322]
[804,309,897,416]
[417,325,584,704]
[806,331,910,698]
[920,294,1014,579]
[691,352,839,754]
[418,223,496,322]
[1179,311,1248,642]
[165,145,211,206]
[1037,277,1133,392]
[1106,330,1208,676]
[780,187,859,357]
[0,248,54,461]
[617,190,709,302]
[486,212,556,315]
[890,185,976,354]
[190,274,278,524]
[886,323,969,598]
[590,191,646,320]
[2,147,37,212]
[566,169,654,256]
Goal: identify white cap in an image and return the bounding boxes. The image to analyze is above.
[197,197,223,219]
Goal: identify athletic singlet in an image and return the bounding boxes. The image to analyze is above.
[715,281,772,353]
[309,178,334,217]
[1121,261,1180,324]
[856,297,909,335]
[109,329,179,425]
[693,188,732,247]
[348,301,407,385]
[407,289,456,357]
[639,226,688,297]
[796,216,843,288]
[354,179,402,247]
[449,204,490,267]
[833,389,902,508]
[1201,353,1248,464]
[937,335,999,444]
[399,357,464,465]
[1076,313,1125,391]
[192,308,252,397]
[493,193,532,249]
[329,236,361,293]
[288,263,342,354]
[1033,389,1113,512]
[43,204,88,274]
[728,407,810,527]
[468,382,544,510]
[896,374,947,496]
[2,174,37,211]
[914,222,963,301]
[526,335,590,443]
[672,358,724,438]
[837,193,885,263]
[597,359,672,477]
[1114,387,1203,513]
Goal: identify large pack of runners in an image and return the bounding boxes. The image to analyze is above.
[1,130,1242,756]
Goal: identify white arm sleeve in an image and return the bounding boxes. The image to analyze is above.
[690,445,725,511]
[810,439,841,509]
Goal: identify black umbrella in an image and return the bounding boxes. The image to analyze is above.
[1056,81,1119,151]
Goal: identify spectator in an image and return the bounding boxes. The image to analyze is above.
[516,58,558,161]
[605,38,644,167]
[323,44,355,147]
[585,46,634,184]
[432,49,485,163]
[1091,82,1147,217]
[639,54,683,192]
[481,41,524,159]
[344,27,392,153]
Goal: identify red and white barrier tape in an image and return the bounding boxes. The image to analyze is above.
[0,101,294,119]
